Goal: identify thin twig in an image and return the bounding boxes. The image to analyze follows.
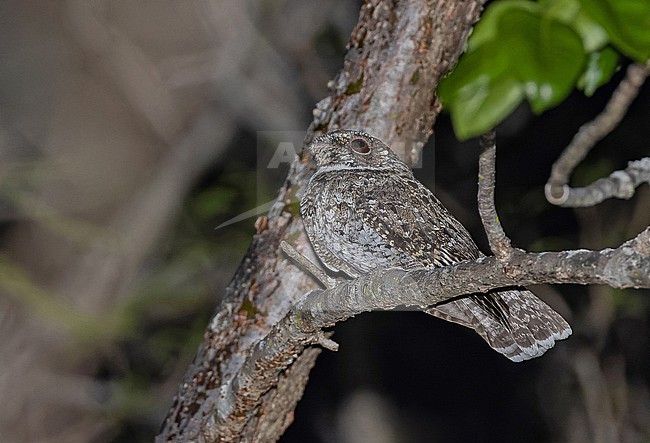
[280,241,337,289]
[548,157,650,207]
[477,130,513,259]
[546,61,650,206]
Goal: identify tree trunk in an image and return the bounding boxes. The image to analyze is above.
[157,0,486,441]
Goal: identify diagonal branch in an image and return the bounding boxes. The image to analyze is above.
[215,227,650,433]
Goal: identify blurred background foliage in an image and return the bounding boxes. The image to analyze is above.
[0,1,648,443]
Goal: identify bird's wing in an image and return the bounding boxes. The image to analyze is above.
[358,174,481,269]
[360,175,572,361]
[359,175,491,325]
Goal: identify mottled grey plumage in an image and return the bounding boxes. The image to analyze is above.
[300,129,572,362]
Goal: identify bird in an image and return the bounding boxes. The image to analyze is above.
[300,129,572,362]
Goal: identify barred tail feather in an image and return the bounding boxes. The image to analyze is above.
[426,289,572,362]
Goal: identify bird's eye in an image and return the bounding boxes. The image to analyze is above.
[350,138,371,154]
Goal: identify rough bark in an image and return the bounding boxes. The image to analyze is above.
[156,0,486,441]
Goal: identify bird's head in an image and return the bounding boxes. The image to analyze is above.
[308,130,411,173]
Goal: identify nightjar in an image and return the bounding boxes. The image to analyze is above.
[300,129,571,362]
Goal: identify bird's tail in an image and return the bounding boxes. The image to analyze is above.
[426,289,572,362]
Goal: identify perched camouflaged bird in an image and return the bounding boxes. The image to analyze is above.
[300,129,572,362]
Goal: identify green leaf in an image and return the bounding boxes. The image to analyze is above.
[439,2,585,139]
[578,47,620,96]
[440,61,525,140]
[511,10,585,111]
[438,39,519,139]
[468,0,539,51]
[579,0,650,62]
[438,41,512,100]
[572,9,610,52]
[540,0,581,23]
[541,0,609,52]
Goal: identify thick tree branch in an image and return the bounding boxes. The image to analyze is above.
[215,227,650,430]
[157,1,486,441]
[546,61,650,207]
